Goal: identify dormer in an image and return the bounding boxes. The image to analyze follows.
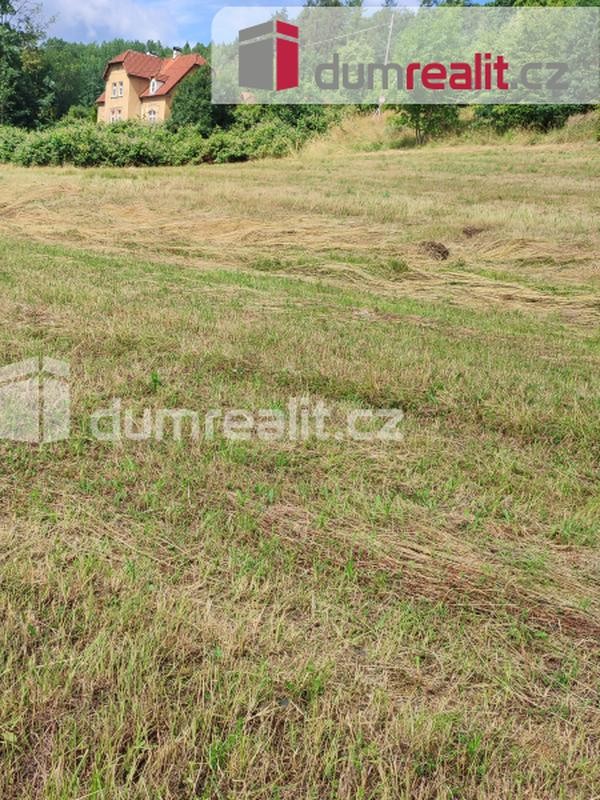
[149,78,164,96]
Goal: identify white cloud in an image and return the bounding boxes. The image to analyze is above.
[43,0,192,43]
[211,7,284,45]
[41,1,407,45]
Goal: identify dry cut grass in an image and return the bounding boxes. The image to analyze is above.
[0,137,599,799]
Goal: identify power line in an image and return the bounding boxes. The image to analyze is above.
[302,21,391,49]
[377,11,396,114]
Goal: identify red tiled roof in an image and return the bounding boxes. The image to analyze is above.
[103,50,163,80]
[97,50,205,105]
[139,54,206,98]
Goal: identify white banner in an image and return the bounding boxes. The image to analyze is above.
[211,6,599,104]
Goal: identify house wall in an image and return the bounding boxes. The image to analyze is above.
[98,62,201,123]
[140,95,173,123]
[99,67,148,122]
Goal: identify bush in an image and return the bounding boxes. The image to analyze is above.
[389,106,461,145]
[0,116,320,168]
[12,124,108,167]
[0,126,29,162]
[474,105,589,134]
[60,105,97,124]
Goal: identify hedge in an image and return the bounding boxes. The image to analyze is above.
[0,119,307,168]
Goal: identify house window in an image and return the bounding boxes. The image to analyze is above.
[110,108,122,123]
[111,82,118,98]
[118,81,124,97]
[147,109,157,124]
[150,79,158,95]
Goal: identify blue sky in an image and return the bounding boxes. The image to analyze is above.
[43,0,228,45]
[43,1,412,46]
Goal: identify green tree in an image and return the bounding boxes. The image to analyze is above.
[395,105,460,144]
[169,65,232,135]
[0,0,51,126]
[42,38,84,119]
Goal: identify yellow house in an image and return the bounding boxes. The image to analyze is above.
[96,49,206,123]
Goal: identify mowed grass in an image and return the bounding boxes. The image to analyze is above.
[0,138,599,799]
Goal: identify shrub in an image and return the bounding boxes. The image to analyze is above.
[235,119,301,159]
[13,124,108,167]
[389,106,461,145]
[474,105,589,134]
[0,126,29,162]
[168,128,209,166]
[60,105,97,124]
[0,117,315,168]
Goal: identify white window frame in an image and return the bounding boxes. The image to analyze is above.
[111,82,118,98]
[147,108,158,124]
[110,108,122,123]
[118,81,124,97]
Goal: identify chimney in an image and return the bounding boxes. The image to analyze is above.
[172,46,182,59]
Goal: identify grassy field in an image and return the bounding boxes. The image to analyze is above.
[0,135,599,799]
